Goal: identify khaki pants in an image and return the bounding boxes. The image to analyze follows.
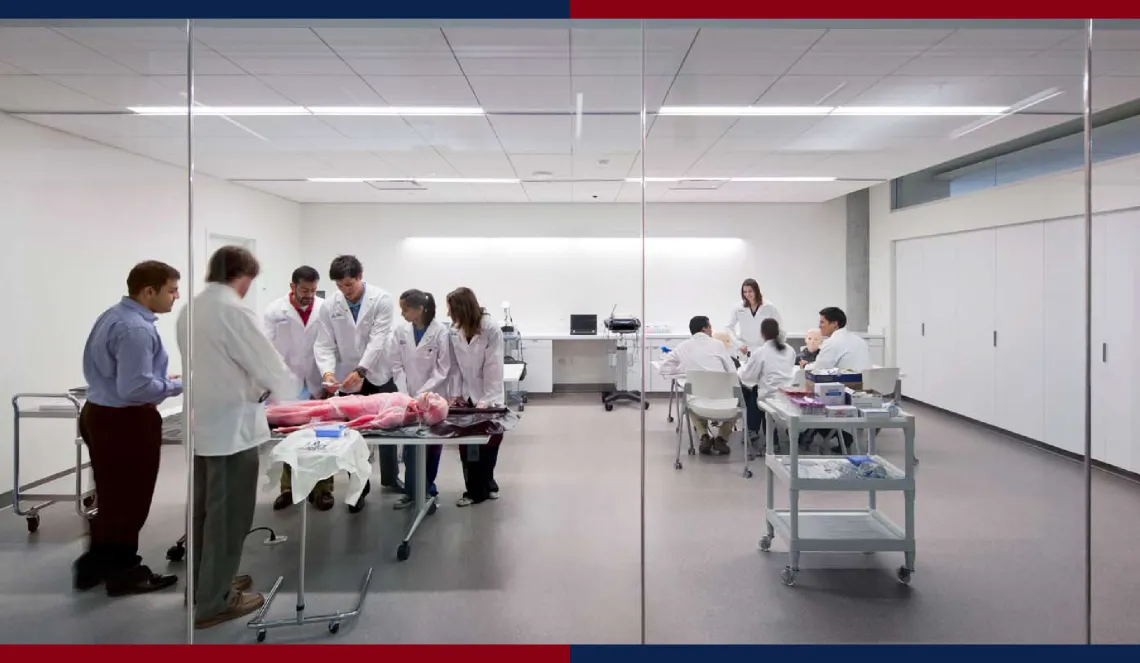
[693,415,735,440]
[193,448,259,621]
[279,465,333,496]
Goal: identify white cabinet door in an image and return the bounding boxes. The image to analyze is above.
[994,223,1045,441]
[894,239,927,401]
[952,229,997,425]
[1091,214,1110,462]
[1102,211,1137,471]
[520,339,554,393]
[1043,216,1086,455]
[922,233,969,413]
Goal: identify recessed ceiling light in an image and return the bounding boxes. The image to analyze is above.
[624,176,838,183]
[307,106,485,116]
[657,105,1011,117]
[307,177,519,184]
[833,106,1008,116]
[128,106,309,116]
[658,106,832,117]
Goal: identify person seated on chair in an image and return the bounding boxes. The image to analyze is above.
[797,328,822,367]
[659,316,737,456]
[808,307,872,454]
[738,318,796,447]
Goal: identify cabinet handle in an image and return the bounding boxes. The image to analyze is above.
[1103,343,1107,363]
[993,331,997,347]
[921,323,925,337]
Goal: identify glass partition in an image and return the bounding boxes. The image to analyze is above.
[0,19,191,643]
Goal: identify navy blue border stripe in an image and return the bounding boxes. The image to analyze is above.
[0,1,571,19]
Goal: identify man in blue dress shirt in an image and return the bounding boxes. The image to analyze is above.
[74,261,183,596]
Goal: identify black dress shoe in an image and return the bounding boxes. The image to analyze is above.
[72,558,103,591]
[348,481,371,514]
[273,491,293,511]
[105,565,178,597]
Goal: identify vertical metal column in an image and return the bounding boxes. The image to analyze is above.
[1081,18,1094,647]
[183,18,197,645]
[638,19,648,647]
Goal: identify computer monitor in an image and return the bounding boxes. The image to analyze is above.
[570,314,597,335]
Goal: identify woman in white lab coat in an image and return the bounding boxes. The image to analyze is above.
[446,287,505,507]
[388,290,450,511]
[737,318,796,446]
[725,278,783,356]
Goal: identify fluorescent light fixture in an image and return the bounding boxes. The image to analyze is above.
[307,106,484,116]
[128,106,309,116]
[950,88,1064,140]
[624,176,837,183]
[657,105,1011,117]
[833,106,1008,116]
[306,177,519,184]
[658,106,832,116]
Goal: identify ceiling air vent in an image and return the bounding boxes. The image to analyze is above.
[668,178,727,191]
[366,179,426,191]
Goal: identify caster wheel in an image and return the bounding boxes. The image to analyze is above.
[82,495,96,509]
[759,536,772,552]
[329,622,341,634]
[256,630,267,643]
[643,401,650,410]
[518,404,525,412]
[166,543,186,562]
[674,461,683,470]
[897,566,913,585]
[428,501,438,515]
[780,567,797,586]
[687,447,696,456]
[26,515,40,534]
[743,469,754,479]
[522,396,529,403]
[667,416,674,423]
[914,457,920,466]
[604,403,614,412]
[397,542,411,561]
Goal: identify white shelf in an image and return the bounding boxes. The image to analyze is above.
[766,509,912,553]
[766,455,913,492]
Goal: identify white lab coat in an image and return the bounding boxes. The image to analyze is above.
[809,328,872,372]
[313,283,395,392]
[387,318,451,397]
[448,313,505,407]
[725,303,783,352]
[659,332,736,377]
[176,283,300,457]
[738,339,796,397]
[263,294,325,396]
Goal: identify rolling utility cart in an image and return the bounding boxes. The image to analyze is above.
[757,394,916,587]
[11,390,96,533]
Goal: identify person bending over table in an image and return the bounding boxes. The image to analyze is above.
[387,289,451,511]
[659,315,737,456]
[738,318,796,449]
[447,287,506,506]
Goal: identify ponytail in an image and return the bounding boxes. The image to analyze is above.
[399,289,436,326]
[761,317,785,352]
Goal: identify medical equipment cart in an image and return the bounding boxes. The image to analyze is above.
[11,390,96,533]
[757,395,916,587]
[502,328,528,411]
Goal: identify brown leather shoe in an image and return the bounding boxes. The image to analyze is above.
[273,491,293,511]
[194,591,265,630]
[232,575,253,592]
[313,492,335,511]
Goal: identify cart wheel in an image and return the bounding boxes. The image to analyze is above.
[329,622,341,635]
[674,460,683,470]
[428,501,438,515]
[897,566,913,585]
[397,541,411,561]
[743,469,754,479]
[26,515,40,534]
[522,395,529,403]
[759,536,772,552]
[667,415,674,423]
[604,403,614,412]
[914,457,920,465]
[780,567,796,586]
[166,542,186,562]
[518,404,525,412]
[82,495,96,509]
[687,447,696,456]
[256,630,267,643]
[643,401,650,410]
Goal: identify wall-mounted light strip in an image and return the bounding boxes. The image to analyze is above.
[127,106,485,117]
[623,176,838,183]
[658,105,1011,117]
[307,177,520,184]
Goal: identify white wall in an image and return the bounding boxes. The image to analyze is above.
[0,113,301,493]
[869,156,1140,365]
[300,201,848,337]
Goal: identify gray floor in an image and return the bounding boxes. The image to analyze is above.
[1,394,1138,643]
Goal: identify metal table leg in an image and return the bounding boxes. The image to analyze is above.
[397,444,437,562]
[248,496,372,642]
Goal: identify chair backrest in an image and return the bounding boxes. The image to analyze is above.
[862,366,900,396]
[685,369,737,400]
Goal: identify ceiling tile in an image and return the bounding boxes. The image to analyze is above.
[489,115,573,153]
[342,56,463,76]
[663,75,779,105]
[468,75,571,112]
[786,52,918,76]
[575,114,642,152]
[225,56,356,76]
[438,150,516,178]
[259,75,385,105]
[45,74,183,107]
[522,181,574,202]
[931,29,1076,52]
[363,75,477,105]
[508,153,573,179]
[811,29,953,52]
[755,75,880,106]
[404,116,501,151]
[0,76,113,111]
[313,27,452,52]
[572,151,637,180]
[573,75,671,112]
[573,180,625,202]
[457,56,569,77]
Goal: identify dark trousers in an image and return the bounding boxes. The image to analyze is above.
[76,402,163,578]
[192,447,259,620]
[742,383,761,434]
[460,435,502,503]
[403,445,442,498]
[347,378,400,485]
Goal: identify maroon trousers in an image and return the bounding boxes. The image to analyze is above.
[77,402,163,575]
